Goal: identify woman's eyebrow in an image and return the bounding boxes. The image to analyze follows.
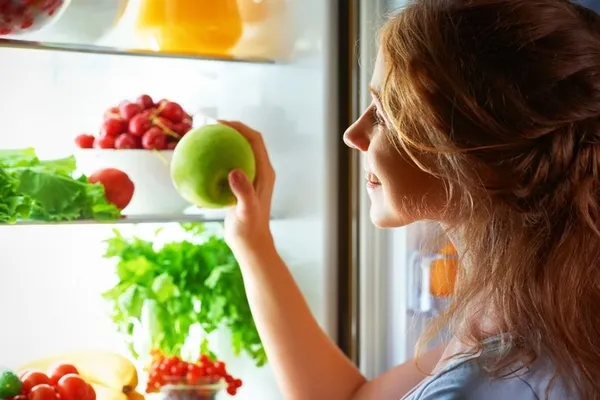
[368,85,381,100]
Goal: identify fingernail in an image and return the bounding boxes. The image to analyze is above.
[230,169,242,184]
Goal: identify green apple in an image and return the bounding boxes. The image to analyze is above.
[170,123,256,208]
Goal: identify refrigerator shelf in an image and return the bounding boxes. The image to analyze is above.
[3,209,238,226]
[0,38,278,65]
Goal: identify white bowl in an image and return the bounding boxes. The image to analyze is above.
[1,0,70,38]
[75,149,191,215]
[33,0,128,44]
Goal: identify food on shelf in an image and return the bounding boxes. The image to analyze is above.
[0,368,22,398]
[102,224,266,369]
[75,95,194,151]
[146,351,243,398]
[0,0,66,36]
[7,364,96,400]
[171,124,256,208]
[132,0,243,56]
[430,243,458,298]
[0,148,121,223]
[17,351,139,399]
[88,168,135,210]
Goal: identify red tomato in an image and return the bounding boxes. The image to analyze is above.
[47,363,79,385]
[85,384,96,400]
[21,371,51,393]
[88,168,135,210]
[56,374,89,400]
[27,384,57,400]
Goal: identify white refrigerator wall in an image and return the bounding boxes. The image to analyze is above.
[0,1,339,398]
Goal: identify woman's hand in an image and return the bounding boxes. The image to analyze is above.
[219,120,276,258]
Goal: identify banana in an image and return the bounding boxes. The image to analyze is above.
[127,391,145,400]
[17,350,138,394]
[91,383,128,400]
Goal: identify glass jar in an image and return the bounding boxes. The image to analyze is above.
[157,377,224,400]
[133,0,243,56]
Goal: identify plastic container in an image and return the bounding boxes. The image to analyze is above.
[132,0,243,56]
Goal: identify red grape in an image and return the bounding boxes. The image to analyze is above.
[142,127,167,150]
[94,135,115,149]
[159,101,184,123]
[101,118,127,137]
[136,94,154,109]
[167,141,178,150]
[153,116,176,134]
[129,114,152,137]
[119,102,142,121]
[115,133,138,149]
[75,134,95,149]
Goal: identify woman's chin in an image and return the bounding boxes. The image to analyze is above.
[369,206,412,228]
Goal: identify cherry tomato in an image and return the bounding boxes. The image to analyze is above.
[75,134,95,149]
[103,107,120,121]
[142,127,167,150]
[115,133,139,149]
[173,122,191,135]
[159,102,184,123]
[94,135,115,149]
[119,102,142,121]
[21,371,51,393]
[128,114,152,137]
[136,94,154,109]
[101,118,127,138]
[56,374,89,400]
[47,363,79,385]
[84,384,96,400]
[27,384,57,400]
[226,386,237,395]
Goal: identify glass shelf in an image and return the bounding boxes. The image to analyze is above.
[0,38,277,64]
[5,209,229,225]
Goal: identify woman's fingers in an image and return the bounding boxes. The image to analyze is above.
[217,120,275,192]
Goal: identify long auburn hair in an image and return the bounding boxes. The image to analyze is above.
[380,0,600,397]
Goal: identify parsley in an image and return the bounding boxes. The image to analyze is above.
[101,223,267,367]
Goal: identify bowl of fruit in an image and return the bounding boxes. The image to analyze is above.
[146,352,243,400]
[0,0,69,37]
[75,95,195,215]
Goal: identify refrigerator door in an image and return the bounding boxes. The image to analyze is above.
[355,0,455,379]
[355,0,398,379]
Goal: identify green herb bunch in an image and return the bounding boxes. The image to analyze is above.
[101,222,267,367]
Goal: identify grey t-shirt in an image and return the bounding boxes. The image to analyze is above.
[402,336,573,399]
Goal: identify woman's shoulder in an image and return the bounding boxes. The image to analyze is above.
[402,337,574,400]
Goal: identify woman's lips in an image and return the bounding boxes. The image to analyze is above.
[365,171,381,190]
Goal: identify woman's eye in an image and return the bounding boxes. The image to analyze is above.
[371,106,384,126]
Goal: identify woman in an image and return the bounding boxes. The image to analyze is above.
[219,0,600,398]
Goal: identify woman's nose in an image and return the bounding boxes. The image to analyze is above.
[343,119,369,152]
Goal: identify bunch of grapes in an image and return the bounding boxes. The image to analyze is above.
[146,350,243,399]
[75,94,194,151]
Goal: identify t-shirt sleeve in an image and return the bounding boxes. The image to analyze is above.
[409,371,470,400]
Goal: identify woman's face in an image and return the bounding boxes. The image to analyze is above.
[343,52,444,228]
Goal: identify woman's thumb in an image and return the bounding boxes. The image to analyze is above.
[228,169,255,215]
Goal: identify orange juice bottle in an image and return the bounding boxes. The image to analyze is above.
[134,0,243,56]
[429,243,458,298]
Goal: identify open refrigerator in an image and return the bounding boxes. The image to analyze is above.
[0,0,457,398]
